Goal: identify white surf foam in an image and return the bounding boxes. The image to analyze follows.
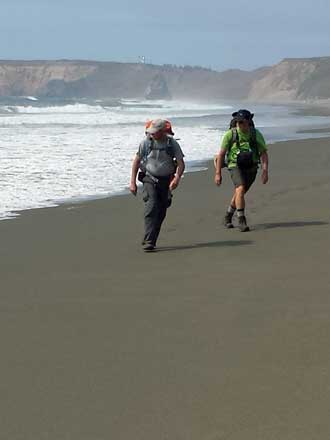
[0,101,233,129]
[0,122,223,220]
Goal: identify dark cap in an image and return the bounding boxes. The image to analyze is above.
[232,109,254,121]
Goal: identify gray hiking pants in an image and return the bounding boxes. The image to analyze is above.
[142,175,171,246]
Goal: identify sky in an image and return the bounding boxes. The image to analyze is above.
[1,0,330,71]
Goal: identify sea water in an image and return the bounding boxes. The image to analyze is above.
[0,97,329,220]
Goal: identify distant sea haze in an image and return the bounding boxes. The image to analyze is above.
[0,97,329,220]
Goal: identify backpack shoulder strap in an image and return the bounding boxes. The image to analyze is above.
[249,127,261,163]
[249,127,258,152]
[165,136,176,158]
[229,128,239,152]
[141,136,154,160]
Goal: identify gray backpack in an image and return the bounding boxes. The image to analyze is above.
[140,135,176,178]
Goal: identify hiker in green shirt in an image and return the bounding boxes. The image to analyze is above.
[214,109,269,232]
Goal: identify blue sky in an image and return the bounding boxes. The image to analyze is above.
[1,0,330,70]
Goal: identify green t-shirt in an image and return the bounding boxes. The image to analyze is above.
[221,128,267,168]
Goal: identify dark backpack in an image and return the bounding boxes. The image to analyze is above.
[225,118,259,169]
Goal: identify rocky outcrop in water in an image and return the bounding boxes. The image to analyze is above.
[145,74,171,100]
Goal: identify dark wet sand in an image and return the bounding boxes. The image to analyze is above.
[1,137,330,439]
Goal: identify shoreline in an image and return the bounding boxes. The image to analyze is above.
[0,159,210,222]
[2,130,330,222]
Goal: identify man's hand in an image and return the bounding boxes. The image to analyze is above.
[130,155,140,196]
[169,176,180,191]
[129,182,137,196]
[214,173,222,186]
[260,152,269,184]
[261,170,268,184]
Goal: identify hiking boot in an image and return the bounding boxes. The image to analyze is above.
[238,216,250,232]
[223,212,234,229]
[143,242,155,252]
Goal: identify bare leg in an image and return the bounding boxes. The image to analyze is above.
[230,192,236,209]
[235,185,249,231]
[235,185,246,210]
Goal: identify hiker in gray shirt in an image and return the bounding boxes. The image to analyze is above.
[130,119,185,252]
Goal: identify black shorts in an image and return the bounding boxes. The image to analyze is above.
[229,166,258,191]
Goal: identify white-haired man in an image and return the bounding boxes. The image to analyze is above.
[130,119,185,251]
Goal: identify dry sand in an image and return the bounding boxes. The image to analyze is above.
[1,137,330,439]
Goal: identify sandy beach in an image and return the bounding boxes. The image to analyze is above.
[1,136,330,439]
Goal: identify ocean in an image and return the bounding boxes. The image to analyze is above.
[0,96,329,220]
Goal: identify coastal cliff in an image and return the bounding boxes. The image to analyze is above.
[0,60,268,101]
[248,57,330,102]
[0,57,329,102]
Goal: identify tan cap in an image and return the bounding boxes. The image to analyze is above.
[145,119,167,134]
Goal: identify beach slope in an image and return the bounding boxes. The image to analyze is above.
[1,137,330,439]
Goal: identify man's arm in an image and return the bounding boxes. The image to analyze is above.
[214,149,226,185]
[256,130,269,184]
[169,158,185,191]
[215,130,231,186]
[260,151,269,184]
[130,155,141,195]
